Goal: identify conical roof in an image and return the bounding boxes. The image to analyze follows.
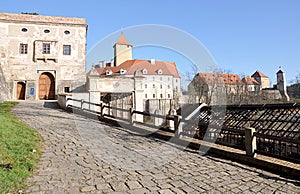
[277,69,284,74]
[116,34,131,45]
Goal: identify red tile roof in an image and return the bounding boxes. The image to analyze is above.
[242,76,260,85]
[90,59,180,78]
[116,34,131,45]
[197,73,243,85]
[251,70,269,78]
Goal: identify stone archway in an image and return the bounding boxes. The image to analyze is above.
[39,73,55,100]
[17,82,26,100]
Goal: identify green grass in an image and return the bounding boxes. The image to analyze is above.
[0,102,42,194]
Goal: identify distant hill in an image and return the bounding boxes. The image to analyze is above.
[287,83,300,100]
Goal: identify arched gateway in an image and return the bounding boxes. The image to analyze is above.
[39,73,55,100]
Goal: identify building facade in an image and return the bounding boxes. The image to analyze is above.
[88,35,181,120]
[251,70,270,89]
[187,73,244,105]
[0,12,87,100]
[188,69,289,105]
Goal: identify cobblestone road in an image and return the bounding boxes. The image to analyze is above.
[12,102,300,194]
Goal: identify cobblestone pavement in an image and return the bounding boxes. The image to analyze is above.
[12,102,300,194]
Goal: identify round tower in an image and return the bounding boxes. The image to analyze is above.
[276,69,290,102]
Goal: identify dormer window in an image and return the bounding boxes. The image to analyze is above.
[120,68,126,75]
[157,69,163,75]
[106,70,112,75]
[142,68,147,74]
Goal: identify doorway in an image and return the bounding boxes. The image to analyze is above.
[17,82,26,100]
[39,73,55,100]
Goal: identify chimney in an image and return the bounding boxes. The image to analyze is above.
[150,58,155,65]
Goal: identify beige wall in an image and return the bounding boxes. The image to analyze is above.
[0,13,87,100]
[114,44,132,66]
[260,77,270,89]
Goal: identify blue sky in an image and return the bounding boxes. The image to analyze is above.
[1,0,300,86]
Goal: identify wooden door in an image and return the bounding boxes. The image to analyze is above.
[39,73,55,100]
[17,82,25,100]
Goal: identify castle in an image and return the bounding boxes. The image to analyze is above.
[0,12,87,101]
[88,34,181,119]
[188,69,290,105]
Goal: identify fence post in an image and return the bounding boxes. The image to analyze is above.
[245,127,257,158]
[100,103,104,117]
[129,108,134,125]
[174,115,182,138]
[81,99,84,110]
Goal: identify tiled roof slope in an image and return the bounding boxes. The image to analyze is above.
[90,59,180,78]
[251,70,269,78]
[0,12,86,26]
[242,76,260,85]
[197,73,243,85]
[116,34,131,45]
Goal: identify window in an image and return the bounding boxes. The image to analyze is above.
[160,84,162,89]
[63,45,71,55]
[157,69,163,74]
[44,29,50,33]
[160,77,162,81]
[153,77,155,81]
[21,28,28,32]
[106,70,112,75]
[153,94,155,98]
[153,84,155,88]
[64,87,70,93]
[145,84,147,89]
[168,85,170,89]
[120,68,126,74]
[160,94,163,98]
[43,43,50,54]
[145,94,147,99]
[142,68,147,74]
[168,94,171,98]
[64,30,70,35]
[19,43,28,54]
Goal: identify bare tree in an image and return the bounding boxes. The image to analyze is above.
[287,72,300,101]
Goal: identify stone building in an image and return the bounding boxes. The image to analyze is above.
[0,12,87,100]
[188,69,290,105]
[251,70,270,89]
[88,34,181,121]
[241,76,260,91]
[187,73,244,105]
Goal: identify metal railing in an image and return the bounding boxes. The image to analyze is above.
[183,103,300,163]
[65,97,300,163]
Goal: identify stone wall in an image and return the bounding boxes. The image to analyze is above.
[0,65,9,102]
[0,12,87,100]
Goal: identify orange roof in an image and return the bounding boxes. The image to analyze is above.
[242,76,260,85]
[197,73,243,85]
[91,59,180,78]
[251,70,269,78]
[116,34,131,45]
